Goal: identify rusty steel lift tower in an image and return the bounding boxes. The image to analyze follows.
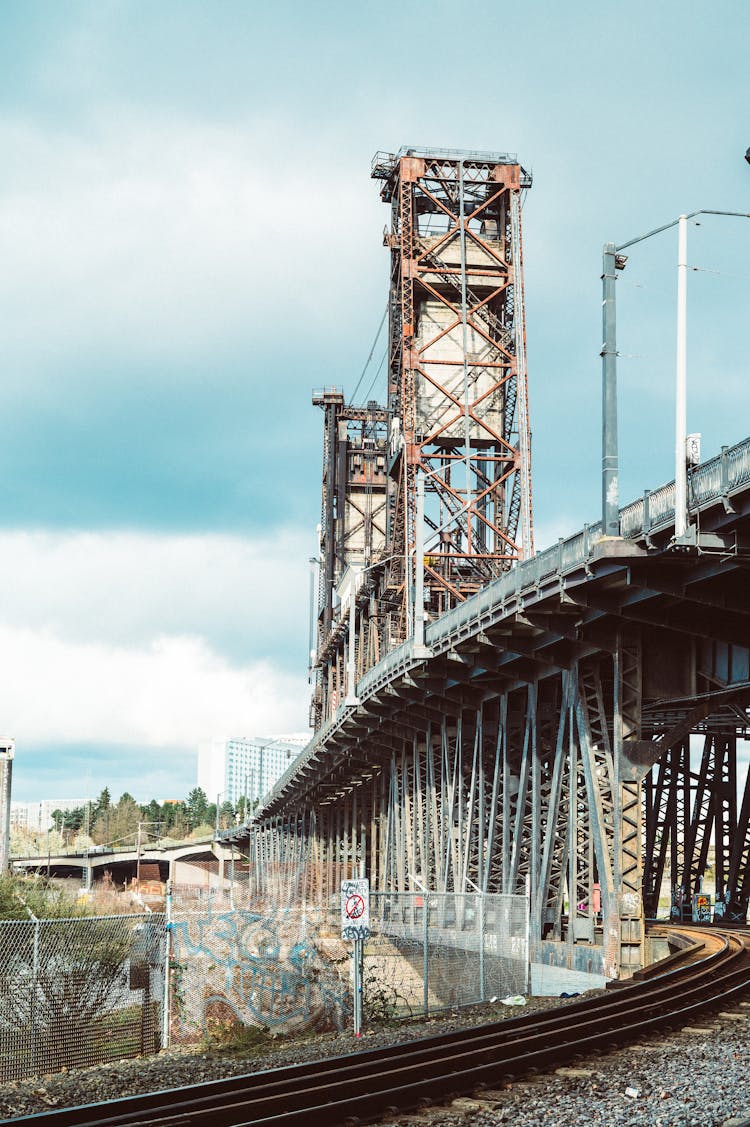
[311,148,534,730]
[311,391,389,729]
[373,147,534,635]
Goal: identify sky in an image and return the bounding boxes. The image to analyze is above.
[1,0,749,803]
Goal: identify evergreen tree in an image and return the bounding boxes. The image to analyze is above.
[91,788,112,845]
[93,788,111,820]
[108,794,140,848]
[142,798,161,827]
[160,801,180,832]
[218,799,235,830]
[185,787,209,828]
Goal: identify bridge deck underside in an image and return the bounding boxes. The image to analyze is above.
[247,468,750,978]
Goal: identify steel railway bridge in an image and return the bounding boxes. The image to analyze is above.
[237,147,750,981]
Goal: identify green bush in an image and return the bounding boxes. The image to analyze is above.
[0,873,94,921]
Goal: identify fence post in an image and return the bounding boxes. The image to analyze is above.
[353,937,363,1038]
[525,877,531,996]
[423,893,429,1015]
[479,893,485,1003]
[229,847,235,910]
[140,924,152,1057]
[162,882,172,1050]
[31,918,40,1075]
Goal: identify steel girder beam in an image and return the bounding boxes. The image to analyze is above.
[725,766,750,920]
[258,649,649,975]
[642,729,750,924]
[569,581,750,650]
[311,392,390,728]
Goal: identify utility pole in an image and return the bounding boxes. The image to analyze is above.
[0,740,16,873]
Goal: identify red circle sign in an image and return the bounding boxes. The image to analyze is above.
[345,894,365,920]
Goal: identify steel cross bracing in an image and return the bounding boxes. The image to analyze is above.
[240,434,750,980]
[374,150,534,632]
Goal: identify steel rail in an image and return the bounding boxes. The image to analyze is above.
[8,927,750,1127]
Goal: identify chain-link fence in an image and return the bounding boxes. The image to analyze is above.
[0,890,529,1080]
[364,892,528,1018]
[0,914,165,1083]
[166,887,529,1037]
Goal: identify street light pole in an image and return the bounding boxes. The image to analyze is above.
[675,215,688,538]
[601,208,749,543]
[0,741,14,874]
[601,243,620,537]
[247,737,287,812]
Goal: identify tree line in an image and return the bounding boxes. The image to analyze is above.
[49,787,255,851]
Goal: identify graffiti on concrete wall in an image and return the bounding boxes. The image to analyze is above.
[168,901,350,1040]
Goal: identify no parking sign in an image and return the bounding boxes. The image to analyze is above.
[341,878,370,941]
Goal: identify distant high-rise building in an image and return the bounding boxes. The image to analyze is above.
[197,735,308,809]
[10,798,88,833]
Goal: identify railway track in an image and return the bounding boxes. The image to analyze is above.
[8,926,750,1127]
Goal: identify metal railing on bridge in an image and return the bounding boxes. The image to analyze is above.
[263,433,750,803]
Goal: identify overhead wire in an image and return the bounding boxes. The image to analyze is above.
[350,302,389,404]
[690,264,750,280]
[359,344,388,405]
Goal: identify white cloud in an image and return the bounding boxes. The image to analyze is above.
[0,528,313,759]
[0,625,308,749]
[0,111,384,380]
[0,528,311,659]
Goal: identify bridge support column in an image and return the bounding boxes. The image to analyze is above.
[609,636,646,978]
[609,778,644,977]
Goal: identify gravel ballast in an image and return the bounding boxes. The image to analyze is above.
[381,1009,750,1127]
[0,996,749,1125]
